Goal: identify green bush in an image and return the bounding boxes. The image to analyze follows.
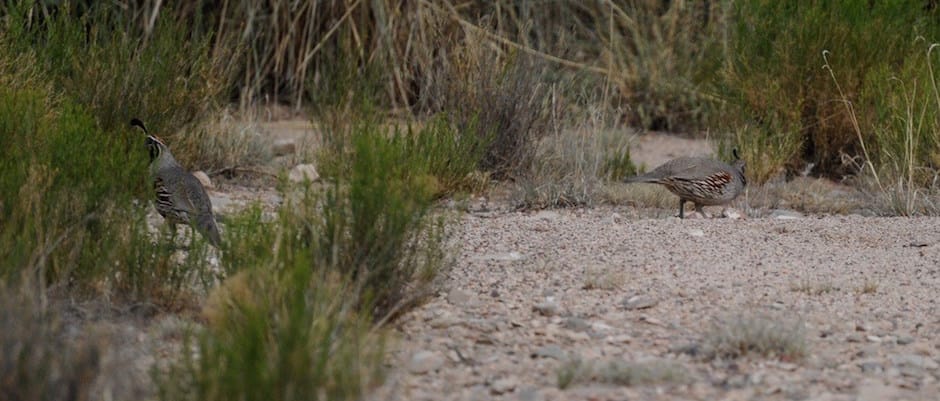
[159,267,385,401]
[1,1,230,168]
[159,118,449,399]
[717,0,940,183]
[315,120,446,317]
[0,1,226,303]
[432,47,551,181]
[0,83,134,285]
[863,45,940,180]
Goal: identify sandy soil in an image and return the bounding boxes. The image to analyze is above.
[372,210,940,401]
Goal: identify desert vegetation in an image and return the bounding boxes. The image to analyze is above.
[3,0,940,399]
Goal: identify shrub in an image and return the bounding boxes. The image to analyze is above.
[717,0,940,182]
[855,44,940,214]
[314,120,447,317]
[700,313,807,361]
[0,83,130,286]
[160,118,450,399]
[0,2,225,304]
[0,0,231,168]
[556,356,688,389]
[424,29,552,180]
[159,267,385,401]
[515,107,633,209]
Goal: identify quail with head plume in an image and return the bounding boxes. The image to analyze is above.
[131,118,222,247]
[624,150,746,218]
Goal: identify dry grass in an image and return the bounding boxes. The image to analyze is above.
[790,280,838,296]
[514,108,634,209]
[557,356,688,390]
[428,34,553,180]
[742,177,867,216]
[602,182,677,215]
[700,313,807,362]
[581,265,627,291]
[171,109,273,173]
[0,288,103,401]
[856,280,879,295]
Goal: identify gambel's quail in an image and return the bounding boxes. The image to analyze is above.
[131,118,222,247]
[624,150,746,218]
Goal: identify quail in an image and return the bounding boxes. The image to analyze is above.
[131,118,222,247]
[624,150,746,218]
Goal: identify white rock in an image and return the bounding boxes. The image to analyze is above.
[533,300,559,316]
[489,377,518,394]
[447,288,478,307]
[532,345,565,360]
[687,229,705,237]
[622,295,659,310]
[472,251,525,262]
[289,163,320,183]
[770,209,804,219]
[891,354,939,370]
[722,208,743,219]
[591,322,613,332]
[606,334,633,344]
[209,193,234,214]
[535,210,560,221]
[192,171,213,188]
[407,350,444,374]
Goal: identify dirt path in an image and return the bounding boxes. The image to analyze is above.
[372,210,940,401]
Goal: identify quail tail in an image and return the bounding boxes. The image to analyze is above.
[195,214,222,248]
[623,174,659,184]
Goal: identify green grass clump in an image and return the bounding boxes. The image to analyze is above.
[853,43,940,215]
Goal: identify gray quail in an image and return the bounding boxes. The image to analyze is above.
[624,150,746,218]
[131,118,222,247]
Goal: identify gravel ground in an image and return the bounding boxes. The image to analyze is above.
[373,209,940,401]
[70,121,938,400]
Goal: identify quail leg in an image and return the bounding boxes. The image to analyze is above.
[694,203,710,218]
[678,198,685,219]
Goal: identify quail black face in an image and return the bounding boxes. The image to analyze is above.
[131,118,160,161]
[145,136,161,161]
